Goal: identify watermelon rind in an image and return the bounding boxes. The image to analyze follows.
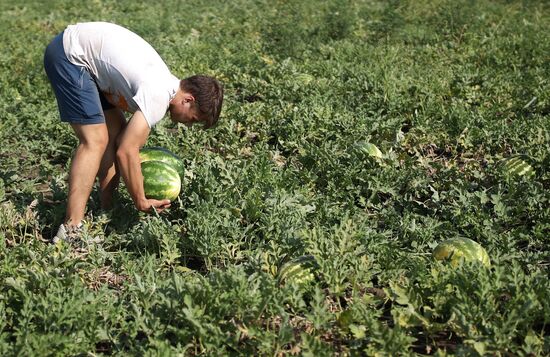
[500,156,535,179]
[139,147,185,180]
[355,141,383,159]
[277,255,317,286]
[141,160,181,201]
[433,237,490,267]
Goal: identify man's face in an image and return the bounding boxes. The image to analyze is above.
[169,96,202,127]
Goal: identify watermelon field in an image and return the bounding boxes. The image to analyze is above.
[1,0,550,355]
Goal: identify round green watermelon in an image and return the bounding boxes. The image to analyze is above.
[277,255,317,286]
[141,160,181,201]
[139,147,185,180]
[433,237,490,267]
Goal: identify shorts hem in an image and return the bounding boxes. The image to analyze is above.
[61,117,105,125]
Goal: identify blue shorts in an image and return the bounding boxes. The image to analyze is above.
[43,31,114,124]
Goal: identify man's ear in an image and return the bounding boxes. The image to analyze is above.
[183,93,195,103]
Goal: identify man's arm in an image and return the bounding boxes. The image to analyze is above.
[116,110,171,212]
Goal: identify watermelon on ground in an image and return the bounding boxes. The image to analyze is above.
[277,255,317,286]
[355,141,383,159]
[139,147,185,180]
[433,237,490,267]
[141,160,181,201]
[500,155,535,179]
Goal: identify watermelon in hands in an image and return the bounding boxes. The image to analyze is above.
[141,160,181,201]
[139,147,185,179]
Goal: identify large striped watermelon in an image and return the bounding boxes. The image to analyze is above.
[141,160,181,201]
[139,147,185,180]
[433,237,490,267]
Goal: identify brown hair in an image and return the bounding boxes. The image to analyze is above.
[180,75,224,129]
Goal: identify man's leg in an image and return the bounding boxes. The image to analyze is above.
[98,108,127,209]
[65,123,109,226]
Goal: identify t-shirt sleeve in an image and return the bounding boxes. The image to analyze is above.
[132,84,170,127]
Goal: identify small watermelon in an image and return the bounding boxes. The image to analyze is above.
[354,141,383,160]
[277,255,317,286]
[500,156,535,179]
[141,160,181,201]
[433,237,490,267]
[139,147,185,180]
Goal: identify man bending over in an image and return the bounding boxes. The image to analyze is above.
[43,22,223,243]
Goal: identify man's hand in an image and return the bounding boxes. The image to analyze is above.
[137,198,171,213]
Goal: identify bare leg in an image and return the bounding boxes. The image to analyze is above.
[65,123,109,226]
[98,108,127,209]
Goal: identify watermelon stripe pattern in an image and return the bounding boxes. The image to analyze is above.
[139,147,185,180]
[277,255,317,286]
[141,160,181,201]
[501,156,535,178]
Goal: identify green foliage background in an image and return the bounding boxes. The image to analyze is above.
[0,0,549,355]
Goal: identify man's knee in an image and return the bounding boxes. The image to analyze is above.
[72,124,109,152]
[81,133,108,151]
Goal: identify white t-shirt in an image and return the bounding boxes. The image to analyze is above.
[62,22,180,127]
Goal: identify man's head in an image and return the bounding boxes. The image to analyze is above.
[169,75,223,129]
